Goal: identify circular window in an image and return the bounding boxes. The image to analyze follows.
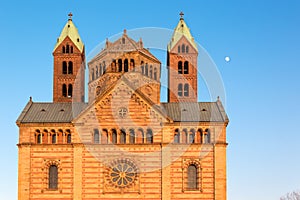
[108,160,138,188]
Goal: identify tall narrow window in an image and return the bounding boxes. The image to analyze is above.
[182,44,185,53]
[182,129,188,144]
[197,129,203,144]
[66,44,70,53]
[187,164,198,189]
[68,61,73,74]
[178,61,183,74]
[174,129,180,143]
[118,59,122,72]
[99,64,102,76]
[112,129,117,144]
[189,129,195,144]
[124,59,129,72]
[204,129,211,144]
[103,62,106,74]
[178,46,181,53]
[62,61,67,74]
[120,129,126,144]
[149,65,153,79]
[184,84,189,97]
[146,129,153,143]
[62,46,66,53]
[186,45,189,53]
[94,129,99,144]
[91,69,95,81]
[68,84,73,97]
[141,62,144,74]
[49,165,58,189]
[154,68,157,80]
[102,129,108,144]
[62,84,67,97]
[138,128,144,144]
[70,46,73,53]
[37,134,42,144]
[95,66,99,78]
[178,84,183,97]
[145,63,148,76]
[184,61,189,74]
[129,129,135,144]
[52,134,57,144]
[67,134,71,144]
[130,59,135,71]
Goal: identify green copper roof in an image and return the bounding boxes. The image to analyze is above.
[168,18,198,52]
[53,19,84,52]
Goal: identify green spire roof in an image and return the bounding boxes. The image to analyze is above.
[168,16,198,52]
[53,14,84,53]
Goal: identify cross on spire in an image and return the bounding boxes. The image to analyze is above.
[68,12,73,20]
[180,11,184,20]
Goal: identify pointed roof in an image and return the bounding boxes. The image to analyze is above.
[168,13,198,52]
[53,13,84,53]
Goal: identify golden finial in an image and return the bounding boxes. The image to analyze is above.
[68,12,73,21]
[180,11,184,20]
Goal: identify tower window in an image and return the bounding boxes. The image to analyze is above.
[68,84,73,97]
[95,66,99,78]
[37,134,42,144]
[67,134,71,144]
[178,61,183,74]
[62,84,67,97]
[182,44,185,53]
[146,129,153,143]
[138,128,144,144]
[154,68,157,80]
[149,65,153,79]
[52,134,57,144]
[103,61,106,74]
[130,59,135,71]
[141,61,144,74]
[68,61,73,74]
[70,46,73,53]
[102,129,108,144]
[204,129,211,144]
[189,129,195,144]
[91,68,95,81]
[118,59,122,72]
[66,44,70,53]
[99,64,102,76]
[178,46,181,53]
[62,46,66,53]
[62,61,67,74]
[182,129,188,144]
[49,165,58,189]
[184,61,189,74]
[94,129,99,144]
[120,129,126,144]
[145,63,148,76]
[124,59,129,72]
[178,84,183,97]
[186,45,189,53]
[184,84,189,97]
[174,129,180,143]
[187,164,198,189]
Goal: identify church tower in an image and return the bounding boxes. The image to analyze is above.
[52,13,85,103]
[167,12,198,102]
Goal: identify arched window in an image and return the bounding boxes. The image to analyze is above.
[178,61,183,74]
[130,59,135,71]
[186,45,189,53]
[204,129,211,144]
[103,61,106,74]
[178,84,183,97]
[174,129,180,143]
[178,45,181,53]
[189,129,195,144]
[37,134,42,144]
[197,129,203,144]
[52,134,57,144]
[145,63,148,76]
[146,129,153,143]
[62,46,66,53]
[187,164,198,189]
[68,61,73,74]
[141,61,144,74]
[67,134,71,144]
[149,65,153,79]
[99,64,102,76]
[62,61,67,74]
[102,129,108,144]
[118,59,122,72]
[49,165,58,189]
[124,59,129,72]
[182,129,188,144]
[182,44,185,53]
[184,61,189,74]
[94,129,99,144]
[112,129,117,144]
[184,84,189,97]
[68,84,73,97]
[137,128,144,144]
[120,129,126,144]
[91,68,95,81]
[62,84,67,97]
[154,68,157,80]
[70,46,73,53]
[95,66,98,78]
[129,129,135,144]
[66,44,70,53]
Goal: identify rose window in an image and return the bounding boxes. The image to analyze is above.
[108,160,138,188]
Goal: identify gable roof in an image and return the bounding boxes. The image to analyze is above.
[16,100,87,124]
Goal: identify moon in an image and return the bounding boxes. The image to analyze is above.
[225,56,231,62]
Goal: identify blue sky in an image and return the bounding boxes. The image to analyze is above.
[1,0,300,199]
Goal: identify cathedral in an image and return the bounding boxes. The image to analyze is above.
[16,13,229,200]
